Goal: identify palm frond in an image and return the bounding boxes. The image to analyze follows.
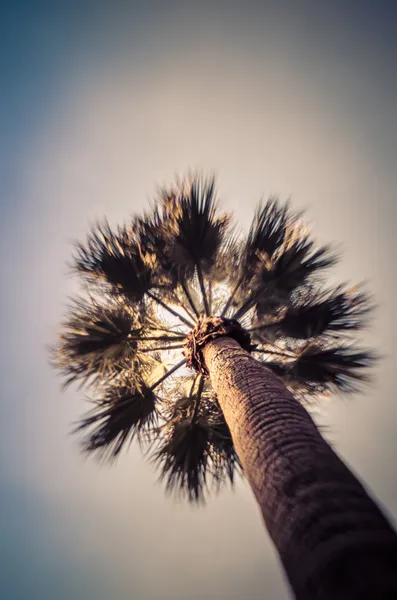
[133,210,179,290]
[262,361,290,380]
[294,344,375,393]
[232,198,292,289]
[157,373,199,422]
[157,381,240,495]
[235,239,337,320]
[223,200,291,315]
[51,297,140,388]
[73,220,153,301]
[253,286,371,340]
[76,378,157,460]
[158,175,231,280]
[201,398,241,486]
[140,343,184,353]
[179,280,201,318]
[147,291,195,328]
[154,419,209,503]
[51,297,184,388]
[148,358,187,392]
[244,198,292,264]
[261,344,376,396]
[209,420,241,485]
[211,233,241,286]
[266,240,337,293]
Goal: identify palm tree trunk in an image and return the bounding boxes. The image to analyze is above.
[203,336,397,600]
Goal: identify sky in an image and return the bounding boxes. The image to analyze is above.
[1,1,397,598]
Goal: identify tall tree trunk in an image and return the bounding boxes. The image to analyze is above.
[203,336,397,600]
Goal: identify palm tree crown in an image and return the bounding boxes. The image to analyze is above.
[52,174,374,502]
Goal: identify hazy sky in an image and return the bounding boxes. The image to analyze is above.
[1,2,397,599]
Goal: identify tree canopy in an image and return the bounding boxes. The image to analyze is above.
[52,174,374,502]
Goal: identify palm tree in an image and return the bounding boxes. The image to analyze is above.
[52,174,397,599]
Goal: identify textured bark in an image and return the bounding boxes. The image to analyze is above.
[203,336,397,600]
